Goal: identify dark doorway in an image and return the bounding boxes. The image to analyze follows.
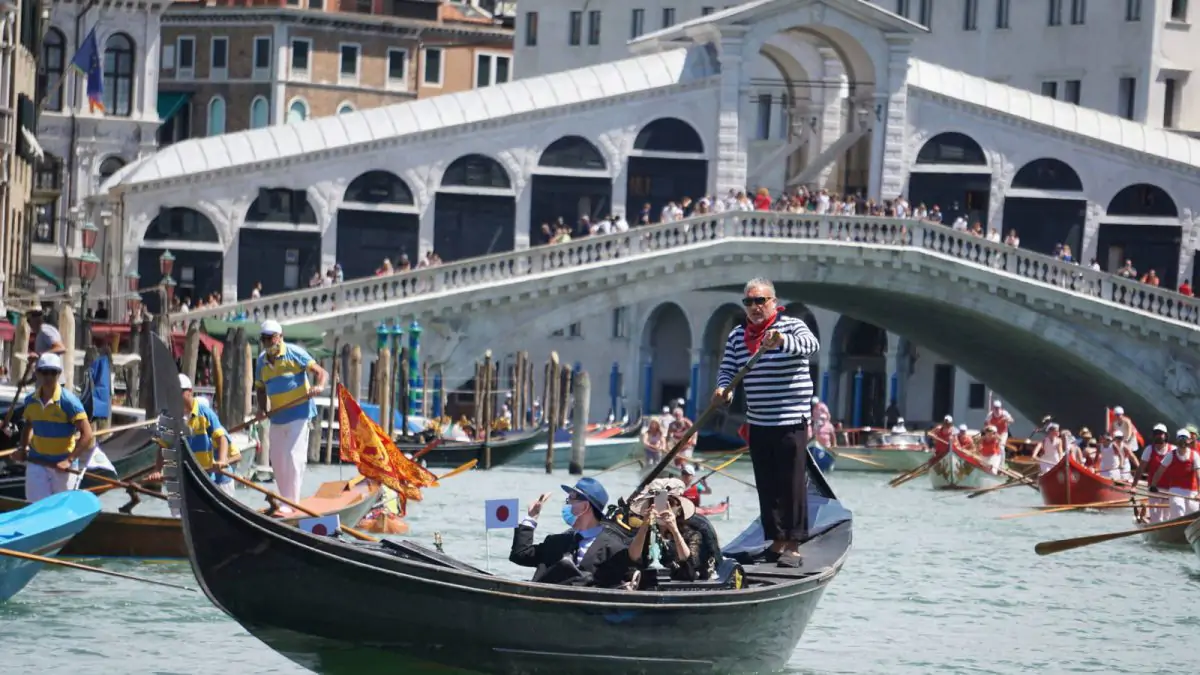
[237,229,321,298]
[138,247,223,314]
[626,157,708,224]
[434,194,516,262]
[659,383,688,411]
[336,211,419,280]
[530,175,611,243]
[1097,224,1183,289]
[1001,198,1086,257]
[908,173,991,227]
[932,363,955,421]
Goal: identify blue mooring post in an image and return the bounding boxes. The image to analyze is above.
[432,372,444,417]
[889,372,898,406]
[642,360,654,415]
[409,321,422,417]
[852,368,864,428]
[390,321,404,426]
[821,370,831,402]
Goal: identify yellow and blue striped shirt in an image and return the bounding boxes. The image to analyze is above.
[255,342,317,425]
[186,398,228,472]
[23,385,87,461]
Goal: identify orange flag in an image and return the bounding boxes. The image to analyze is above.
[337,384,439,500]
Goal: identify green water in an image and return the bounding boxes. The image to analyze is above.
[2,464,1197,674]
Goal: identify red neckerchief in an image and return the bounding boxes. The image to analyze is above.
[743,307,785,354]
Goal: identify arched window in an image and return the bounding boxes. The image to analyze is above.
[249,97,269,129]
[98,156,125,182]
[38,29,66,112]
[1011,158,1083,191]
[344,171,415,205]
[1107,184,1178,218]
[539,136,607,170]
[207,96,226,136]
[633,118,704,153]
[287,98,308,124]
[441,154,511,189]
[246,188,317,225]
[337,102,356,115]
[916,132,987,165]
[145,207,221,243]
[102,33,136,117]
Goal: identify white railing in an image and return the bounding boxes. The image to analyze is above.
[174,213,1200,330]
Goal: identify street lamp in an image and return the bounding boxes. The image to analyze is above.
[159,250,176,310]
[125,270,141,323]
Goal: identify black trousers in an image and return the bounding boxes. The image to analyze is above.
[747,422,810,542]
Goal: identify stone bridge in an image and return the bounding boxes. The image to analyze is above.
[177,213,1200,429]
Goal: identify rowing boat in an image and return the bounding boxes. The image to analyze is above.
[697,498,730,518]
[1185,517,1200,562]
[0,491,100,601]
[1138,513,1195,550]
[1038,456,1129,506]
[831,430,931,473]
[929,448,1005,490]
[512,432,641,471]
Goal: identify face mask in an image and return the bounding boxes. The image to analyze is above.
[561,503,578,528]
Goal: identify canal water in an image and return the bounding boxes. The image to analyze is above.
[2,463,1197,674]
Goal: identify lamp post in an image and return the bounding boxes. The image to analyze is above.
[125,270,141,324]
[159,250,176,334]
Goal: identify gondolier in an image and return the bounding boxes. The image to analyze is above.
[182,374,234,497]
[712,278,820,568]
[985,401,1013,450]
[255,320,328,510]
[1149,429,1200,520]
[12,354,96,501]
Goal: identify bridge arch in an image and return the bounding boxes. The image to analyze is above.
[140,207,224,312]
[910,131,992,230]
[337,170,419,281]
[435,153,515,262]
[1003,157,1086,258]
[1099,183,1181,288]
[640,301,692,414]
[530,136,612,245]
[240,187,321,298]
[626,118,707,224]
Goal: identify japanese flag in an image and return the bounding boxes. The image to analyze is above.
[485,498,519,530]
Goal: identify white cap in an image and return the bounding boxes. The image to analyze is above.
[1153,423,1168,433]
[897,417,905,423]
[1176,428,1190,439]
[179,374,193,390]
[1113,406,1125,415]
[810,396,820,403]
[992,400,1002,408]
[681,463,695,475]
[958,424,968,432]
[943,415,953,423]
[35,353,63,372]
[260,319,283,336]
[984,425,996,432]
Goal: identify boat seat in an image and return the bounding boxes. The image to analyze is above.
[639,557,745,592]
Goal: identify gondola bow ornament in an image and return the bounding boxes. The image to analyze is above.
[336,384,438,514]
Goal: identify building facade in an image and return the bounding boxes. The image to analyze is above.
[157,1,514,145]
[0,0,40,311]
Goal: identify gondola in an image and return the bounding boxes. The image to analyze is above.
[929,448,1004,490]
[162,344,853,674]
[1038,455,1130,506]
[395,428,548,470]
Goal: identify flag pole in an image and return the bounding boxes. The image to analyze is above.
[484,528,490,572]
[37,71,73,112]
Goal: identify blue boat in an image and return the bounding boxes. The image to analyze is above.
[0,491,102,602]
[808,441,836,474]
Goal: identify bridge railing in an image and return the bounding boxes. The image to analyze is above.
[172,213,1200,329]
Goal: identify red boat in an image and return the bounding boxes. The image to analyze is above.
[697,498,730,518]
[1038,455,1129,506]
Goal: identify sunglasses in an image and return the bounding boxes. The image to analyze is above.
[742,296,772,307]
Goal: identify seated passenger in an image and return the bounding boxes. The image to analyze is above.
[509,477,633,588]
[629,478,721,582]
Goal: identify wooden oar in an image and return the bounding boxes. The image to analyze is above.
[1034,515,1200,556]
[966,476,1033,499]
[227,393,319,434]
[94,416,162,439]
[1000,498,1136,519]
[593,457,642,477]
[830,450,891,470]
[0,546,194,591]
[437,459,477,481]
[84,464,158,496]
[888,455,940,487]
[693,458,756,489]
[0,447,18,460]
[26,457,167,501]
[626,348,765,503]
[412,437,443,460]
[216,468,378,542]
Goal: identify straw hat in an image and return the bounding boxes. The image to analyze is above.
[630,478,696,521]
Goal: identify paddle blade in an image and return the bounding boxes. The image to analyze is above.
[437,459,478,481]
[1034,517,1195,556]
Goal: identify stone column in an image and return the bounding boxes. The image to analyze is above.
[322,210,340,273]
[715,35,748,197]
[223,237,240,303]
[1081,201,1103,267]
[514,185,532,250]
[418,201,436,257]
[1176,212,1199,287]
[609,171,627,219]
[816,47,846,190]
[868,41,911,201]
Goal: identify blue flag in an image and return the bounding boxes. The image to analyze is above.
[69,28,104,113]
[82,355,112,420]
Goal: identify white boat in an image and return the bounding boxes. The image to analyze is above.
[928,449,1005,490]
[833,430,932,472]
[512,435,641,471]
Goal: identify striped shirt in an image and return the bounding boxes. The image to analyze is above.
[23,385,87,460]
[255,342,317,425]
[715,314,821,427]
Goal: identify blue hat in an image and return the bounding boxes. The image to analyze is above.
[561,477,608,513]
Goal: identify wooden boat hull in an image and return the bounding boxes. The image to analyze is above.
[393,430,547,470]
[0,491,100,601]
[1185,517,1200,562]
[835,446,931,473]
[1038,456,1129,506]
[0,480,380,559]
[929,450,1003,490]
[511,437,640,470]
[1139,514,1195,549]
[170,361,852,675]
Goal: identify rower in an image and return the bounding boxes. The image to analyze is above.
[1031,423,1063,475]
[810,396,831,423]
[254,320,328,509]
[680,463,712,507]
[23,308,67,385]
[984,400,1014,451]
[182,374,234,495]
[930,415,954,457]
[1110,406,1139,457]
[953,424,975,454]
[1131,423,1172,524]
[890,417,908,433]
[977,425,1004,473]
[666,407,696,467]
[1149,429,1200,520]
[1098,431,1124,481]
[12,354,95,501]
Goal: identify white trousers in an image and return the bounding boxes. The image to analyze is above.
[1166,487,1199,520]
[1146,494,1171,524]
[268,418,310,503]
[984,454,1004,473]
[998,431,1009,451]
[25,462,81,502]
